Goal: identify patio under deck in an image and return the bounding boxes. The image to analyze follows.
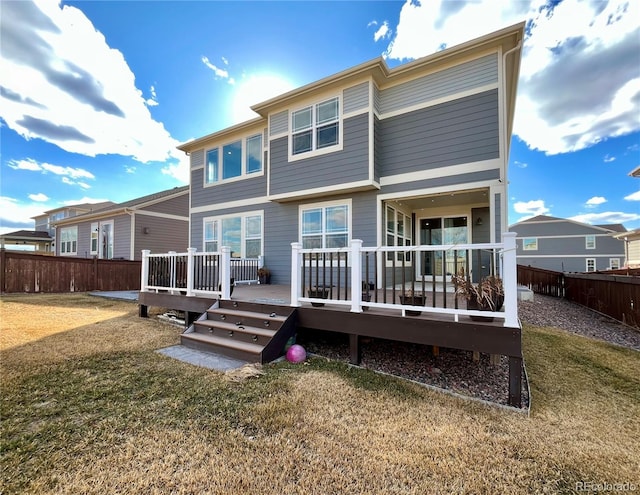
[138,283,523,407]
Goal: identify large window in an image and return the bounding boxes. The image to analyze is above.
[203,213,263,258]
[301,202,349,249]
[205,134,263,185]
[60,226,77,255]
[386,206,412,262]
[585,235,596,249]
[291,97,339,156]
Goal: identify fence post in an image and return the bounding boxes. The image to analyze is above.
[140,250,150,292]
[220,246,231,300]
[350,239,363,313]
[502,232,518,327]
[290,242,302,307]
[186,247,196,297]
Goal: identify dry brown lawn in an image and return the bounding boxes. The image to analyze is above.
[1,293,638,494]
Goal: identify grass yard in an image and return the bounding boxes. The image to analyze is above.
[1,293,639,494]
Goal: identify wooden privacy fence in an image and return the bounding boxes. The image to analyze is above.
[517,265,565,297]
[0,249,141,293]
[518,264,640,328]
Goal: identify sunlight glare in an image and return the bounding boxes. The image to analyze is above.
[231,74,295,124]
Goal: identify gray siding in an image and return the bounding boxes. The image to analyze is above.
[134,214,188,260]
[113,215,132,259]
[190,171,267,208]
[494,193,501,243]
[190,149,204,168]
[380,54,498,115]
[381,169,499,196]
[270,110,288,136]
[343,82,369,114]
[141,193,188,215]
[269,113,370,196]
[190,190,379,285]
[373,115,382,182]
[378,89,499,176]
[515,256,620,273]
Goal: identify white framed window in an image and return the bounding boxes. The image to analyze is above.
[291,97,340,158]
[300,200,350,249]
[609,258,620,270]
[90,222,99,255]
[205,133,263,185]
[386,205,412,263]
[586,258,596,272]
[523,238,538,251]
[203,212,263,258]
[60,226,77,255]
[585,235,596,249]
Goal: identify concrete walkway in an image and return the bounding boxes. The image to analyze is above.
[89,290,139,301]
[156,345,249,371]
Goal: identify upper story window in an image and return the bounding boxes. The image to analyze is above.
[291,97,339,156]
[523,238,538,251]
[585,235,596,249]
[60,226,77,255]
[205,133,263,185]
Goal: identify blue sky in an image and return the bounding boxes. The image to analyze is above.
[1,0,639,236]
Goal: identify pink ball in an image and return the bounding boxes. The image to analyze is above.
[286,344,306,363]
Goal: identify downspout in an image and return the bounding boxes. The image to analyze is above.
[125,207,135,260]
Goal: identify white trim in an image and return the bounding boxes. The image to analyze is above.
[586,258,596,272]
[377,179,497,202]
[134,210,189,221]
[516,254,625,258]
[268,180,378,203]
[379,158,501,187]
[190,196,271,215]
[378,83,498,121]
[202,210,264,257]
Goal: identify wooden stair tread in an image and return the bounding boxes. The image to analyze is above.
[182,332,263,355]
[208,307,288,322]
[194,320,277,338]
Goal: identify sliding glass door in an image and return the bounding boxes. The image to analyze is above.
[418,216,468,279]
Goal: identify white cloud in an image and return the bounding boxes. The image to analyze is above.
[8,158,94,188]
[202,56,235,85]
[0,1,183,166]
[28,193,49,202]
[513,199,550,217]
[624,190,640,201]
[513,160,528,168]
[570,211,640,225]
[383,0,640,156]
[145,85,158,107]
[374,21,391,42]
[0,195,50,230]
[604,154,616,163]
[585,196,607,207]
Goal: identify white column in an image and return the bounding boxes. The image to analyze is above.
[140,250,150,292]
[221,246,231,300]
[350,239,363,313]
[168,251,177,294]
[290,242,302,307]
[502,232,518,328]
[186,247,196,297]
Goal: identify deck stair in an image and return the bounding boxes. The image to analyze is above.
[181,300,298,363]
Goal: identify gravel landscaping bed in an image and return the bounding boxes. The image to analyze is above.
[298,295,639,410]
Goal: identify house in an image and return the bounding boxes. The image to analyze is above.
[139,24,526,407]
[0,230,53,252]
[614,229,640,268]
[29,202,115,253]
[53,186,189,260]
[509,215,626,272]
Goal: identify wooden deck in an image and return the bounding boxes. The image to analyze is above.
[139,283,522,406]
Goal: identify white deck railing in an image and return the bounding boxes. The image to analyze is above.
[140,247,262,298]
[291,232,519,328]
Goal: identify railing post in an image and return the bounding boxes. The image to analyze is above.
[186,247,196,297]
[258,255,264,269]
[290,242,302,307]
[221,246,231,300]
[140,250,150,292]
[168,251,177,294]
[502,232,518,327]
[350,239,363,313]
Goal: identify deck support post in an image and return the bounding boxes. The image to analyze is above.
[138,304,148,318]
[508,356,522,408]
[349,334,361,365]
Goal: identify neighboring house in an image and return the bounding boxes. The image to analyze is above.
[53,186,189,260]
[614,229,640,268]
[31,201,115,252]
[177,23,525,285]
[509,215,626,272]
[0,230,53,252]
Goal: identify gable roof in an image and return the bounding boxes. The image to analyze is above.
[0,230,52,241]
[31,201,116,220]
[594,224,627,233]
[53,186,189,226]
[510,215,627,234]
